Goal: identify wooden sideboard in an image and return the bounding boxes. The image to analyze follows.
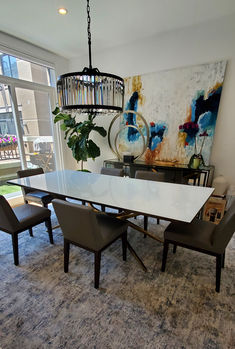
[104,159,214,187]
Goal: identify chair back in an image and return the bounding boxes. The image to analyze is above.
[211,201,235,252]
[52,199,103,251]
[17,168,44,195]
[100,167,124,177]
[135,170,165,182]
[0,195,20,233]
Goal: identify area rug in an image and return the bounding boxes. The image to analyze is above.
[0,208,234,349]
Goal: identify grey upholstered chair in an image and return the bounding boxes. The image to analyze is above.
[52,199,128,288]
[161,201,235,292]
[100,167,124,212]
[0,195,53,265]
[17,168,53,208]
[135,170,165,230]
[100,167,124,177]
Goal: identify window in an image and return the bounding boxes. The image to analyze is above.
[1,54,18,78]
[0,52,55,87]
[0,50,59,198]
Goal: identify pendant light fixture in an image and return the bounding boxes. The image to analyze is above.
[57,0,124,114]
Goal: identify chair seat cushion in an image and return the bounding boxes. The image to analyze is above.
[13,204,51,230]
[165,218,216,253]
[25,191,53,205]
[96,214,128,250]
[51,194,67,201]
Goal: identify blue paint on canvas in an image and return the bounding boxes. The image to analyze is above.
[179,84,223,145]
[149,122,167,151]
[123,91,141,142]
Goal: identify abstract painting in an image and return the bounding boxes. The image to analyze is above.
[118,61,226,165]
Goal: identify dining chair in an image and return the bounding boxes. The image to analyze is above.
[0,195,53,265]
[135,170,165,231]
[17,168,66,208]
[100,167,124,212]
[161,201,235,292]
[17,168,53,208]
[100,167,124,177]
[52,199,128,289]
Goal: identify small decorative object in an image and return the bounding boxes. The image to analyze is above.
[188,153,201,169]
[108,110,149,161]
[123,155,134,163]
[53,107,106,170]
[187,130,209,168]
[212,175,228,196]
[203,196,226,224]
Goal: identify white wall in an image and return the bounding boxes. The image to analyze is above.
[69,13,235,185]
[0,31,68,75]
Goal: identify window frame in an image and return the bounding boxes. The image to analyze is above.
[0,74,64,171]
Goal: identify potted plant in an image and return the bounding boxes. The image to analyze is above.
[52,107,107,170]
[188,131,209,169]
[0,135,18,159]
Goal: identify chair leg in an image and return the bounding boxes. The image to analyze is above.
[64,239,70,273]
[122,231,127,261]
[173,244,177,254]
[29,227,33,237]
[144,215,148,230]
[161,241,169,272]
[45,218,54,244]
[222,251,225,268]
[143,215,148,238]
[11,233,19,266]
[157,218,160,224]
[216,254,222,293]
[94,251,101,289]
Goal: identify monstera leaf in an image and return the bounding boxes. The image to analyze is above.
[53,108,107,163]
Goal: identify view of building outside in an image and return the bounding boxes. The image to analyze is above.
[0,52,55,86]
[0,52,56,197]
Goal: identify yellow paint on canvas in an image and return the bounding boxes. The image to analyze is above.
[205,82,222,99]
[124,77,132,95]
[178,132,187,147]
[118,143,128,153]
[131,76,145,106]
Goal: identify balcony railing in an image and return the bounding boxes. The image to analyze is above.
[0,143,19,160]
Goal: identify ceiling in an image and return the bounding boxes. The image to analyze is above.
[0,0,235,59]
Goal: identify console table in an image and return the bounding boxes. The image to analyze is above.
[104,159,214,187]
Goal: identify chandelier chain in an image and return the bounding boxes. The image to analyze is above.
[87,0,92,68]
[56,0,124,113]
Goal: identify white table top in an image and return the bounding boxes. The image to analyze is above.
[9,169,214,223]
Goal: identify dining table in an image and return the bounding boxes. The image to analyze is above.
[8,169,214,270]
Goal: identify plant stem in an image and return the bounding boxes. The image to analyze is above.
[199,137,205,155]
[194,136,197,154]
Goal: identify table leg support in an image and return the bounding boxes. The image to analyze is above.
[127,241,147,272]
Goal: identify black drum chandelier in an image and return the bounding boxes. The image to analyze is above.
[57,0,124,114]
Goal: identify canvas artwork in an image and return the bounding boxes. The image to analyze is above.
[118,61,227,165]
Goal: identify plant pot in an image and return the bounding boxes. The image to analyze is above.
[188,154,204,169]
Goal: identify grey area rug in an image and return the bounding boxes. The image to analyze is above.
[0,207,234,349]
